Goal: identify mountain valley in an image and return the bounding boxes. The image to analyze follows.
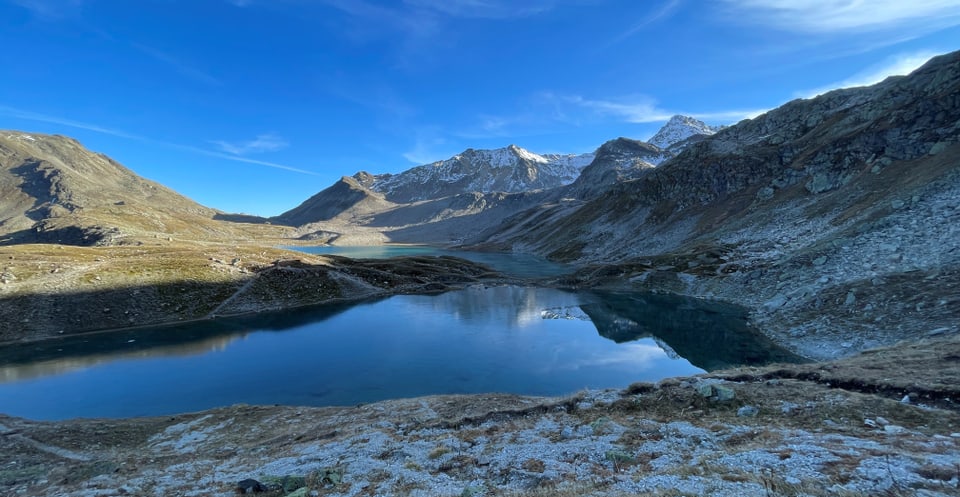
[1,50,958,497]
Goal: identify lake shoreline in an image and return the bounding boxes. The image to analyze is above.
[2,333,958,496]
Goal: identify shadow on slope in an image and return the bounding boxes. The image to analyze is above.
[583,291,806,371]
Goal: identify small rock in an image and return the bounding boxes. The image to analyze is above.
[900,395,910,404]
[864,418,878,428]
[714,385,736,401]
[870,164,882,174]
[883,425,906,434]
[780,401,799,414]
[844,291,856,306]
[840,342,852,348]
[604,449,636,464]
[236,479,267,494]
[928,327,951,336]
[874,416,889,426]
[756,186,775,200]
[763,294,788,310]
[891,199,905,210]
[950,433,960,438]
[765,379,782,386]
[812,256,828,266]
[461,486,484,497]
[697,384,715,398]
[737,406,759,417]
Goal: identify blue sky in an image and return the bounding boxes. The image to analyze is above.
[1,1,958,216]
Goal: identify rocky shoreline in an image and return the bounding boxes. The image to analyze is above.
[2,334,958,497]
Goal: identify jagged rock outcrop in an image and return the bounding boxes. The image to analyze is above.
[563,138,661,199]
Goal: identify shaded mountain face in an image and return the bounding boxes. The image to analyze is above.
[466,51,960,359]
[354,145,594,203]
[563,138,662,199]
[273,176,393,227]
[0,132,275,246]
[474,51,960,264]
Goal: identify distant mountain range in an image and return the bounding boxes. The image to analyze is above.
[1,51,957,360]
[353,145,594,203]
[274,115,719,235]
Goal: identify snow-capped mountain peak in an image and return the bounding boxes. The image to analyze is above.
[648,115,722,149]
[356,146,595,203]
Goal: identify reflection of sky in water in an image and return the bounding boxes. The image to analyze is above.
[0,287,706,420]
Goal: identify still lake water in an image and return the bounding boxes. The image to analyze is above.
[0,284,802,420]
[287,245,572,278]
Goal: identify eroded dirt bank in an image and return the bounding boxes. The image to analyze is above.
[2,335,959,497]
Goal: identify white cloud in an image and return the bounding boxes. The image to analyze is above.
[557,93,764,125]
[402,128,450,164]
[402,0,568,19]
[9,0,84,20]
[611,0,683,44]
[797,51,938,98]
[0,105,315,175]
[211,133,290,155]
[0,105,140,139]
[722,0,960,33]
[131,43,221,87]
[563,94,673,123]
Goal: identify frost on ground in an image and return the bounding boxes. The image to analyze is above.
[3,336,960,497]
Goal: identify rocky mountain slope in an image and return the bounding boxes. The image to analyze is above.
[275,118,718,244]
[0,132,286,246]
[273,175,395,228]
[648,114,723,150]
[354,145,594,203]
[472,51,960,359]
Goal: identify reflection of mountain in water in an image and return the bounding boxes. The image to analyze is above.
[0,299,368,383]
[426,286,584,328]
[580,292,806,371]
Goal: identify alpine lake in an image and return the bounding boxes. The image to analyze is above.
[0,246,804,420]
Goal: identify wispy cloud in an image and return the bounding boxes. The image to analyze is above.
[8,0,84,20]
[721,0,960,33]
[0,105,316,175]
[551,93,764,125]
[402,127,452,164]
[610,0,683,45]
[0,105,141,139]
[131,43,221,87]
[402,0,575,19]
[797,51,938,98]
[210,133,290,155]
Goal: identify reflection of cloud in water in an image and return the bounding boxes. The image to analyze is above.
[0,334,242,383]
[423,286,588,329]
[551,342,667,372]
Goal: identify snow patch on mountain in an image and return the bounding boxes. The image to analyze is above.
[361,145,595,203]
[648,115,723,150]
